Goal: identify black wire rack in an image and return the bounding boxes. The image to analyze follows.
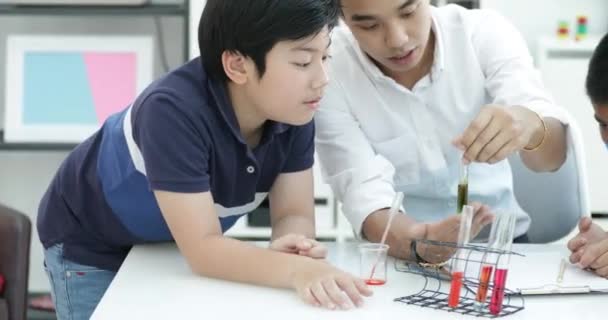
[393,239,525,318]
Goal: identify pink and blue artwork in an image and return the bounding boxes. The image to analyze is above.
[22,52,136,125]
[4,35,153,143]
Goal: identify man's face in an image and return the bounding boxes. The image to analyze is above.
[593,103,608,144]
[341,0,433,76]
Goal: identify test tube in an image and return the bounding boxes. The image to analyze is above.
[457,159,469,214]
[474,212,504,310]
[448,205,474,308]
[489,213,516,315]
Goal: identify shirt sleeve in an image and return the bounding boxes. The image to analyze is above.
[471,9,571,125]
[132,92,211,193]
[315,79,401,237]
[281,121,315,173]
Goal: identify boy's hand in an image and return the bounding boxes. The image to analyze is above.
[270,234,327,259]
[291,259,373,310]
[452,105,545,164]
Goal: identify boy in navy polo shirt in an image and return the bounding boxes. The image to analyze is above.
[568,33,608,278]
[38,1,372,318]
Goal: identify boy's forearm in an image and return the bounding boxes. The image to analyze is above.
[188,235,312,288]
[271,214,315,240]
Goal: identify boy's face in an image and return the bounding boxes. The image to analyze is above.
[593,104,608,144]
[341,0,432,75]
[244,28,331,126]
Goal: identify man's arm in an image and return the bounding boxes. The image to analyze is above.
[463,10,570,172]
[454,106,568,172]
[362,209,421,259]
[519,115,567,172]
[363,203,493,262]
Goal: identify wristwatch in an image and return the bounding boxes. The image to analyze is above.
[410,239,428,264]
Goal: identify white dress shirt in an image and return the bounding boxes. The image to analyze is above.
[315,5,571,239]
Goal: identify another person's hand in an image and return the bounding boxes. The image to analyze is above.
[575,238,608,278]
[568,217,608,277]
[568,217,607,258]
[270,233,328,259]
[410,202,494,263]
[452,105,545,164]
[291,259,373,310]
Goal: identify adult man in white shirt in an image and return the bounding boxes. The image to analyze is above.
[316,0,570,261]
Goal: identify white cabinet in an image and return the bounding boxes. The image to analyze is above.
[537,36,608,214]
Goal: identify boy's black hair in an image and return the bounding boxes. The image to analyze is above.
[587,33,608,105]
[199,0,340,82]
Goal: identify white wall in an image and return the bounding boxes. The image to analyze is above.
[189,0,205,58]
[481,0,608,58]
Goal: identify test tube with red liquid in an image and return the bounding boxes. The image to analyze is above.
[474,213,505,310]
[448,205,473,308]
[489,213,516,316]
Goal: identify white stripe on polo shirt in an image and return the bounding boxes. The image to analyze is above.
[123,104,147,175]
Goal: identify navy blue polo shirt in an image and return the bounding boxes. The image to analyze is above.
[37,58,315,271]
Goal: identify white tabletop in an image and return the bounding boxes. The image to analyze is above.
[92,243,606,320]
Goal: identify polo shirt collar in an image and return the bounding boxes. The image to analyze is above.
[207,78,289,145]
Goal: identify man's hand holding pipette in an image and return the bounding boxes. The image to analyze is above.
[452,105,545,164]
[451,105,566,172]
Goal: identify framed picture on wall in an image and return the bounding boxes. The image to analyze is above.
[3,35,154,143]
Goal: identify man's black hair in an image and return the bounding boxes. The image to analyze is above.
[199,0,340,82]
[587,33,608,105]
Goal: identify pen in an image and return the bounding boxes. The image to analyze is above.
[557,258,567,284]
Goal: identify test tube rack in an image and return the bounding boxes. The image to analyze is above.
[393,239,525,318]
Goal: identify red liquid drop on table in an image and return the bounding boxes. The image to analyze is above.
[448,271,464,308]
[365,279,386,285]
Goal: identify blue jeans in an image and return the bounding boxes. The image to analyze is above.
[44,244,116,320]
